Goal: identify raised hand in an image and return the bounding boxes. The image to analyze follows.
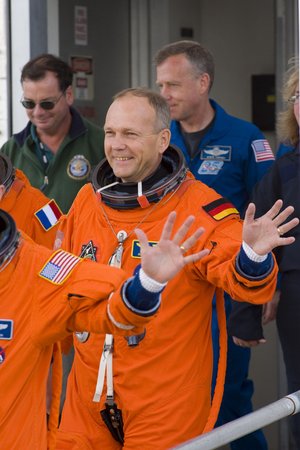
[242,199,299,255]
[134,211,209,284]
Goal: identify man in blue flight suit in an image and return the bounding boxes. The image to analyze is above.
[155,40,275,450]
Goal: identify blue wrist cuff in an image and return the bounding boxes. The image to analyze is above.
[238,245,273,277]
[124,267,163,314]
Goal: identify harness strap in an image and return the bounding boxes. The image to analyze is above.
[93,333,114,403]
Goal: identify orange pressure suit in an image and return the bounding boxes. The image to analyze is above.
[57,171,277,450]
[0,232,156,450]
[1,168,60,248]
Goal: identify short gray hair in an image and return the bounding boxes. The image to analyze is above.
[113,87,171,131]
[154,40,215,90]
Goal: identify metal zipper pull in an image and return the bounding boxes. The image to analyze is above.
[108,230,127,268]
[40,175,49,192]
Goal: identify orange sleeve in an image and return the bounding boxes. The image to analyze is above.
[33,256,154,345]
[193,206,278,304]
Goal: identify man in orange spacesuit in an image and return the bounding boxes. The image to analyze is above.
[0,207,205,450]
[57,88,298,450]
[0,153,61,248]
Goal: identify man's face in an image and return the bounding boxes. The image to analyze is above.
[21,71,73,134]
[156,54,207,122]
[104,95,170,182]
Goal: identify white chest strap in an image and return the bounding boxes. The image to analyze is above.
[93,232,127,404]
[93,333,114,403]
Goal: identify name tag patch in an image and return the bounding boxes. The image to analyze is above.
[131,240,158,258]
[200,146,232,161]
[0,320,13,340]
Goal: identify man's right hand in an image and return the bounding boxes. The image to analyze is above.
[135,211,209,284]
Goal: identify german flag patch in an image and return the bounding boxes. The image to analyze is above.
[203,198,239,221]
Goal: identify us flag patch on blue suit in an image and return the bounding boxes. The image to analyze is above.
[39,250,82,284]
[251,139,275,162]
[34,199,62,231]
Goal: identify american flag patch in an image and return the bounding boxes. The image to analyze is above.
[252,140,275,162]
[203,197,239,221]
[35,199,62,231]
[39,250,82,284]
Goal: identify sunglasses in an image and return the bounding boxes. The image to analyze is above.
[20,92,65,110]
[288,93,300,105]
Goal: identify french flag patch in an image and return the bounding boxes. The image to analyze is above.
[39,250,82,284]
[35,199,62,231]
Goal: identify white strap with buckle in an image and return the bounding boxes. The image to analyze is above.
[93,333,114,402]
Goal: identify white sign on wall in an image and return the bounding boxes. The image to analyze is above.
[71,56,94,101]
[74,6,88,46]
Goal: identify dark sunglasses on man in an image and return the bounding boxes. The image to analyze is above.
[20,91,65,110]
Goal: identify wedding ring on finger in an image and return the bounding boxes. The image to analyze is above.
[277,227,283,236]
[180,245,187,254]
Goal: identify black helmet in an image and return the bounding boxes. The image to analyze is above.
[0,209,19,268]
[92,145,187,209]
[0,154,15,193]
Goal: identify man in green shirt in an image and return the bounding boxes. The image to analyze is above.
[0,53,105,413]
[1,53,104,213]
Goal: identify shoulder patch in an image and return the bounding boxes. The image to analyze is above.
[39,250,82,284]
[203,198,239,221]
[35,199,63,231]
[252,139,275,162]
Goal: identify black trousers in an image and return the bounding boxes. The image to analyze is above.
[277,272,300,449]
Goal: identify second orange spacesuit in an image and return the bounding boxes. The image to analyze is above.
[0,221,159,449]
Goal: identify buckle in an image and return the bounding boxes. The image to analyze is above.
[125,329,146,347]
[100,402,124,444]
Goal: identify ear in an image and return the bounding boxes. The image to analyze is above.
[65,85,74,106]
[198,73,211,95]
[158,128,171,154]
[0,185,6,201]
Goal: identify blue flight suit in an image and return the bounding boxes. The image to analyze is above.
[170,99,275,450]
[276,142,294,158]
